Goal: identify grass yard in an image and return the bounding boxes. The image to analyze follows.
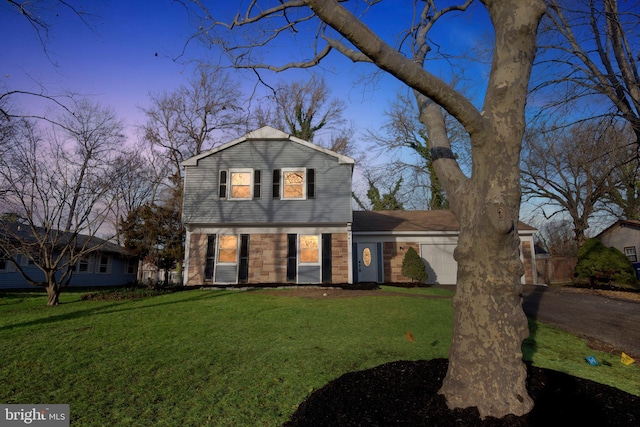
[0,287,638,426]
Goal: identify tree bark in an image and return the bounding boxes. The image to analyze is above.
[45,282,61,306]
[428,0,544,418]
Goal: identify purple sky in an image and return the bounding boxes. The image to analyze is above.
[2,0,495,210]
[1,1,491,142]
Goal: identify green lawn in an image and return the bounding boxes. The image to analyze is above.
[0,288,638,426]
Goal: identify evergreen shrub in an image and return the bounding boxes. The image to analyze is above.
[401,247,429,283]
[574,238,637,286]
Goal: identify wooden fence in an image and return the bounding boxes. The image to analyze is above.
[536,256,577,285]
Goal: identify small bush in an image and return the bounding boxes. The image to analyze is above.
[574,238,637,286]
[401,247,429,283]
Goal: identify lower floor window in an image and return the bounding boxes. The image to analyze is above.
[98,255,111,274]
[218,235,238,263]
[300,235,319,264]
[76,257,91,273]
[624,246,637,262]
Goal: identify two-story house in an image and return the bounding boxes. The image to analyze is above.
[182,126,539,286]
[182,126,354,286]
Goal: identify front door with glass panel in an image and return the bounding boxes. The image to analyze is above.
[356,243,379,283]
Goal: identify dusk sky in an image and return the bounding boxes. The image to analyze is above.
[1,1,492,146]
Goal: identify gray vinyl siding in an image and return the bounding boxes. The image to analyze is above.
[183,139,352,224]
[298,265,320,284]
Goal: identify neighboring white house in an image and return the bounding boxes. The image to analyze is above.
[597,219,640,263]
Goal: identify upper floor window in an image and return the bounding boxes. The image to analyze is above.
[624,246,637,262]
[273,168,316,200]
[220,169,261,200]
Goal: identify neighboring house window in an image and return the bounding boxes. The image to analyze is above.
[98,255,112,274]
[0,257,7,272]
[20,253,39,266]
[76,257,91,273]
[125,258,137,275]
[300,235,320,264]
[624,246,637,262]
[218,235,238,263]
[204,235,216,281]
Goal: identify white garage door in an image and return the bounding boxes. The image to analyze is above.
[420,244,457,285]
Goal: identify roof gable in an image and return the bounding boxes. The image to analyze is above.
[182,126,355,167]
[0,221,130,256]
[596,219,640,239]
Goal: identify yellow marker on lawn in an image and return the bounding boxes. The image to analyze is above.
[621,352,635,366]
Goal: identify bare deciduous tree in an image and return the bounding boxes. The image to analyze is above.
[521,118,627,246]
[368,91,472,210]
[535,0,640,141]
[108,150,157,245]
[252,75,355,155]
[0,99,125,305]
[185,0,545,418]
[141,63,245,181]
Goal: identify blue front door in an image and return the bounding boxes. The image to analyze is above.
[356,243,379,283]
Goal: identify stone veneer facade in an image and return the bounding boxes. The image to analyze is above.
[383,242,420,283]
[186,232,350,285]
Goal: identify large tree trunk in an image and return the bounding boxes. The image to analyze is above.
[44,272,61,306]
[428,1,543,418]
[439,196,532,418]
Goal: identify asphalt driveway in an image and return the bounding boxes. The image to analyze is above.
[522,285,640,359]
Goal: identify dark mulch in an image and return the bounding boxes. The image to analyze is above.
[284,359,640,427]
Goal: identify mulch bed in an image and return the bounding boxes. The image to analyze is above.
[284,358,640,426]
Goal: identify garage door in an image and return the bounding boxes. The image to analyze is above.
[420,244,457,285]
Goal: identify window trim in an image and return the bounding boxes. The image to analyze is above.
[281,168,307,200]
